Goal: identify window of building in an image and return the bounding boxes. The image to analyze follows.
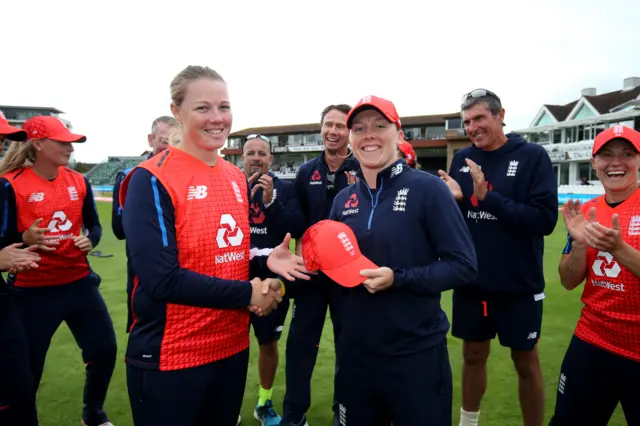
[446,118,462,130]
[403,128,422,140]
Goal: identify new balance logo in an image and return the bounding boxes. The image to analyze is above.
[527,332,538,340]
[390,164,403,178]
[506,160,519,177]
[393,188,409,212]
[28,192,44,202]
[459,166,470,173]
[187,185,207,200]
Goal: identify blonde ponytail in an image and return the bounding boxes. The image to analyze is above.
[0,140,35,176]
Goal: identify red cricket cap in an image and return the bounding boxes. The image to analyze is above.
[23,116,86,143]
[592,124,640,156]
[398,139,416,167]
[0,110,28,141]
[347,95,401,129]
[301,219,378,288]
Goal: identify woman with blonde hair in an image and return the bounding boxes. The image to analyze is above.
[0,116,116,426]
[120,65,309,426]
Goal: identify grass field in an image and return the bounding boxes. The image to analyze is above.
[32,202,627,426]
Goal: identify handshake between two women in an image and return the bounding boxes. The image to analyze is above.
[248,233,312,316]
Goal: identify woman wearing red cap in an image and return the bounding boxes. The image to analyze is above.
[321,95,477,426]
[0,114,41,426]
[0,116,117,426]
[397,139,420,169]
[119,65,308,426]
[551,125,640,425]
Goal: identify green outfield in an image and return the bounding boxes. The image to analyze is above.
[32,202,627,425]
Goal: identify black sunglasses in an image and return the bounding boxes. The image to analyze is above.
[461,89,502,107]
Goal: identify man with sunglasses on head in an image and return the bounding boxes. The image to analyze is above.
[111,115,177,332]
[438,89,558,426]
[280,104,359,426]
[242,134,306,426]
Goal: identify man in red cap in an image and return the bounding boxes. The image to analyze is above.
[314,95,477,425]
[550,125,640,425]
[0,110,41,426]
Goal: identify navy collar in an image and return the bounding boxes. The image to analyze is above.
[356,159,408,190]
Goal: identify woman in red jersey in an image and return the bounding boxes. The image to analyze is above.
[552,125,640,426]
[0,116,117,426]
[119,65,309,426]
[0,113,41,426]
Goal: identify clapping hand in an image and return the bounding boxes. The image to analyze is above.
[0,243,40,273]
[562,199,587,246]
[437,169,463,201]
[22,218,60,252]
[465,159,488,202]
[584,207,624,255]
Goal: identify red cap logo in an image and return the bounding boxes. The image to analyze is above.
[346,95,402,129]
[301,220,378,287]
[23,116,86,143]
[592,125,640,156]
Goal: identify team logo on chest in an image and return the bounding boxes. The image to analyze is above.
[393,188,409,212]
[231,181,244,203]
[629,215,640,236]
[68,186,79,201]
[506,160,519,177]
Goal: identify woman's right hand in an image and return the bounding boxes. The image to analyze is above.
[0,243,40,272]
[22,218,60,251]
[562,199,587,246]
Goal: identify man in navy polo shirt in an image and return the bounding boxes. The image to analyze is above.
[439,89,558,426]
[280,104,359,426]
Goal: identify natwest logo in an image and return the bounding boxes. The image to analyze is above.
[344,194,359,208]
[592,251,621,278]
[215,251,246,264]
[216,214,244,248]
[48,211,72,233]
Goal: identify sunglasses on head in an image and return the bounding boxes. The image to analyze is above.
[244,134,271,144]
[461,89,502,107]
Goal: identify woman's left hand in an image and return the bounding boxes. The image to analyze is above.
[360,267,394,293]
[73,235,93,252]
